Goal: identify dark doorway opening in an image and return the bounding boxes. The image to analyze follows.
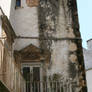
[23,66,40,92]
[23,67,30,92]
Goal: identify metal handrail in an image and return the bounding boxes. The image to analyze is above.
[25,81,77,92]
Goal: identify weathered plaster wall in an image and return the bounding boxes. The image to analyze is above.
[83,40,92,92]
[0,39,26,92]
[86,70,92,92]
[87,40,92,50]
[49,41,69,76]
[83,48,92,70]
[38,0,70,77]
[38,0,76,78]
[0,0,87,91]
[13,0,39,50]
[39,0,87,91]
[0,0,39,50]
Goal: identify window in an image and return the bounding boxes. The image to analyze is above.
[23,66,40,92]
[23,66,40,82]
[26,0,39,7]
[16,0,21,7]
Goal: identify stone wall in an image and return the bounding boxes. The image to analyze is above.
[86,70,92,92]
[12,0,39,50]
[0,17,2,36]
[38,0,69,76]
[38,0,87,91]
[87,39,92,50]
[0,12,26,92]
[0,0,87,91]
[83,41,92,92]
[13,6,39,50]
[0,40,26,92]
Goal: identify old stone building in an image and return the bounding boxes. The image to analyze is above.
[83,39,92,92]
[0,0,87,92]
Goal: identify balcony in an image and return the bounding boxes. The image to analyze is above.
[26,80,77,92]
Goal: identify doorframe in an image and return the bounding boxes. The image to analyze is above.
[21,62,43,92]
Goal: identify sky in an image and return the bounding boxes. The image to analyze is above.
[77,0,92,48]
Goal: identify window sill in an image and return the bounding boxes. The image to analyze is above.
[15,6,24,10]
